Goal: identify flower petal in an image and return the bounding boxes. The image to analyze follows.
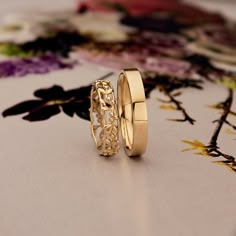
[66,84,91,99]
[22,104,60,121]
[34,85,65,100]
[61,100,90,121]
[2,100,43,117]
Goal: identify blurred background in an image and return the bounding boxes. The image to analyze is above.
[0,0,235,19]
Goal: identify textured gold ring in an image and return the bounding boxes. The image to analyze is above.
[118,69,148,156]
[90,80,119,157]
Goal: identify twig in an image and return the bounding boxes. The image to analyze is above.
[165,92,195,125]
[207,88,236,171]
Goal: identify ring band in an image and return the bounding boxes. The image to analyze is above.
[90,80,119,156]
[118,69,148,156]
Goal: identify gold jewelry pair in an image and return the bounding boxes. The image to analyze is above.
[90,68,148,157]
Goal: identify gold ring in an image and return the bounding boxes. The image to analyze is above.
[117,69,148,156]
[90,80,120,157]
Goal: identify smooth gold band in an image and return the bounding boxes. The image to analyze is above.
[90,80,119,157]
[118,69,148,156]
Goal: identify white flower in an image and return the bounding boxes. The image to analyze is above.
[0,12,75,44]
[69,12,135,42]
[0,13,49,44]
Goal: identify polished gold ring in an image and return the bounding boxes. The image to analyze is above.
[90,80,119,157]
[117,69,148,156]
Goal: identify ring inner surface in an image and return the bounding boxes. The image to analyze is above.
[90,85,101,149]
[119,74,133,151]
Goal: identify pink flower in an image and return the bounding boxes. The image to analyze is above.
[78,0,179,16]
[77,0,224,23]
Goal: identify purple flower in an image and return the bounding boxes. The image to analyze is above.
[0,54,76,78]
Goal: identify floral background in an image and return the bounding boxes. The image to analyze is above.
[1,0,236,172]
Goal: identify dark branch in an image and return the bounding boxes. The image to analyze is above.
[207,88,236,171]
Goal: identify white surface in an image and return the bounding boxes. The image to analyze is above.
[0,65,236,236]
